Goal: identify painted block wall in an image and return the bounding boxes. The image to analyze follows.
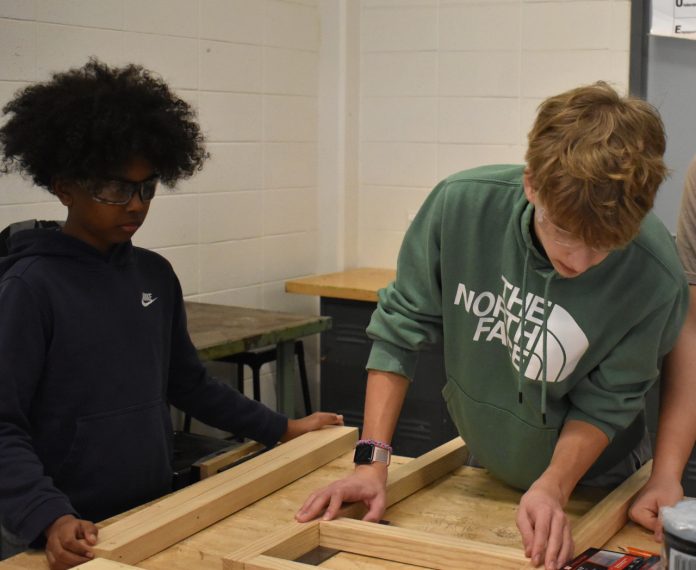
[357,0,632,268]
[0,0,321,414]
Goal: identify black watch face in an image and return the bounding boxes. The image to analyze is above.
[353,443,373,464]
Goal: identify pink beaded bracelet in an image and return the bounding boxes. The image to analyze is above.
[357,439,393,453]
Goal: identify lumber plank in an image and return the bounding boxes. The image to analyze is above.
[104,426,355,535]
[223,437,469,569]
[223,521,319,570]
[319,518,529,569]
[93,426,357,565]
[75,561,141,570]
[572,460,652,555]
[340,436,469,519]
[95,434,306,539]
[195,441,265,479]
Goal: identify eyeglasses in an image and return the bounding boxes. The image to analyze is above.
[80,174,159,205]
[535,206,612,254]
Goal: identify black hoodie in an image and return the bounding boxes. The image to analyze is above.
[0,227,287,544]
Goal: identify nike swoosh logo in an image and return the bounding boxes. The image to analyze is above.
[141,297,158,307]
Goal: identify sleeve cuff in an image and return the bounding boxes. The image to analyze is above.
[366,340,419,381]
[14,497,77,548]
[565,408,618,442]
[254,410,288,448]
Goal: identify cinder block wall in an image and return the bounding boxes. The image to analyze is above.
[357,0,631,268]
[0,0,320,313]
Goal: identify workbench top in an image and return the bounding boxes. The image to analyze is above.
[1,451,659,570]
[285,268,396,303]
[185,301,330,361]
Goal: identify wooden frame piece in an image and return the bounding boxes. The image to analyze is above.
[340,436,469,519]
[572,460,652,555]
[224,437,470,569]
[193,440,265,479]
[226,518,529,570]
[92,426,357,565]
[225,443,652,570]
[76,561,142,570]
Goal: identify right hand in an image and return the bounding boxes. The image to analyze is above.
[629,474,684,542]
[295,463,388,523]
[516,477,573,570]
[44,514,98,570]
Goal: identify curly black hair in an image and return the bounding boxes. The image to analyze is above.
[0,58,207,189]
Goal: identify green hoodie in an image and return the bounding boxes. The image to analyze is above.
[366,164,688,490]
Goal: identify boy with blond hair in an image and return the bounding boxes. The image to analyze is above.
[296,82,688,570]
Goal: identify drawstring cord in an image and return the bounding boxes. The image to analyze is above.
[517,249,531,404]
[540,273,553,425]
[516,234,556,425]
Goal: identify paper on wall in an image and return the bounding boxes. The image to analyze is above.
[651,0,696,40]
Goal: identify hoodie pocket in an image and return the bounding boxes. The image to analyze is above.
[55,399,173,520]
[443,379,558,490]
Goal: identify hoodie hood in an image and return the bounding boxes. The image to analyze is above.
[0,222,134,279]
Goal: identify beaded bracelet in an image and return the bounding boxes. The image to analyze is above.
[357,439,393,453]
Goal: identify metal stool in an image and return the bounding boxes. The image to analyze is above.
[183,340,312,432]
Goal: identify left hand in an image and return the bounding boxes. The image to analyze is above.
[629,474,684,542]
[517,478,574,570]
[281,412,344,442]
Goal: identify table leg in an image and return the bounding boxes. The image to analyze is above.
[276,341,296,417]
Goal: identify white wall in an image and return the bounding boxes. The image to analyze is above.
[355,0,632,268]
[0,0,321,315]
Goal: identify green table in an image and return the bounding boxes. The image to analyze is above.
[185,301,331,417]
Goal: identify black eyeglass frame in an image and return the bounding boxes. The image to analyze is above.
[78,173,160,205]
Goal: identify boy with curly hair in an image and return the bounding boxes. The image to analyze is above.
[296,82,688,570]
[0,60,341,570]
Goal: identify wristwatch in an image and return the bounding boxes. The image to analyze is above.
[353,442,391,465]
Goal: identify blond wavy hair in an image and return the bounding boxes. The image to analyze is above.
[525,81,667,250]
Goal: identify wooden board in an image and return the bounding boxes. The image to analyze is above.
[285,269,395,302]
[226,518,530,570]
[572,461,652,555]
[340,437,469,520]
[92,427,357,565]
[321,519,528,569]
[194,441,265,479]
[76,561,141,570]
[224,437,469,569]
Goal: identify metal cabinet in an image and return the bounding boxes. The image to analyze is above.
[319,297,457,458]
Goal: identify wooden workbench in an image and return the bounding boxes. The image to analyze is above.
[0,436,659,570]
[285,268,395,303]
[185,301,331,416]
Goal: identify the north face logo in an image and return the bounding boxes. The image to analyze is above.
[515,303,588,382]
[454,276,589,383]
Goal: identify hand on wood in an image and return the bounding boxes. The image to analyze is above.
[44,514,98,570]
[280,412,344,442]
[294,463,387,523]
[628,474,683,542]
[516,479,573,570]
